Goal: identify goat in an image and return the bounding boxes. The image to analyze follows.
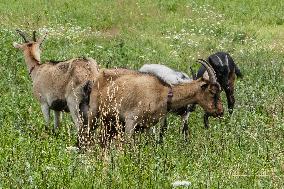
[193,52,242,131]
[88,60,223,144]
[139,64,192,84]
[139,52,242,139]
[139,64,195,137]
[197,52,242,113]
[13,30,99,133]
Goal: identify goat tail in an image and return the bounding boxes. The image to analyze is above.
[86,57,98,67]
[86,57,100,73]
[235,65,243,78]
[82,80,92,102]
[86,57,97,64]
[72,80,93,104]
[78,80,93,137]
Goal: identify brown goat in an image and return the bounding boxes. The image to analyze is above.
[13,30,99,133]
[88,60,223,143]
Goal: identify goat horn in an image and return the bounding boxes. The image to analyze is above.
[224,54,230,72]
[214,55,223,66]
[197,59,217,83]
[38,32,47,45]
[32,31,37,42]
[224,54,229,67]
[16,29,28,42]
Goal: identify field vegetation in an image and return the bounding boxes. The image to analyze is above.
[0,0,283,188]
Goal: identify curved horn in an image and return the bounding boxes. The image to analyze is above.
[197,59,217,83]
[16,29,28,42]
[32,31,37,42]
[224,54,229,66]
[224,54,229,72]
[38,32,47,45]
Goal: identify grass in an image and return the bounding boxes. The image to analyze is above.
[0,0,284,188]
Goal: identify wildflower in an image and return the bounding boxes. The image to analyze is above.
[66,146,79,153]
[172,180,191,187]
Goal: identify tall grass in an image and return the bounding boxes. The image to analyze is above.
[0,0,283,188]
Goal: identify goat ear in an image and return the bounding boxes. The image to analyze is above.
[13,42,23,49]
[201,83,209,90]
[209,84,220,94]
[202,71,210,81]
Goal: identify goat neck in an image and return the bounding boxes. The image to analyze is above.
[23,47,40,79]
[169,80,202,110]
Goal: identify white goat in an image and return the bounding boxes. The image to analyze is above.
[139,64,192,84]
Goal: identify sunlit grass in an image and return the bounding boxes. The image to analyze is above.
[0,0,283,188]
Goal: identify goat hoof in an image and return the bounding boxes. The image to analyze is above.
[184,134,190,142]
[157,139,164,144]
[52,129,58,136]
[44,126,49,131]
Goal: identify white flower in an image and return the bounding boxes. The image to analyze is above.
[66,146,79,152]
[96,45,104,49]
[28,176,33,184]
[172,180,191,187]
[45,166,57,171]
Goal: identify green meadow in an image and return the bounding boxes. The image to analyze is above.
[0,0,283,188]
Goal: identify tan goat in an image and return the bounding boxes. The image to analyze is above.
[88,60,223,143]
[13,30,99,132]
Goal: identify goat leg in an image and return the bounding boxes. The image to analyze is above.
[79,103,95,147]
[226,72,236,114]
[181,111,190,140]
[124,118,136,145]
[53,111,60,134]
[204,113,210,129]
[68,105,81,131]
[41,104,50,131]
[225,86,235,114]
[182,121,189,141]
[159,116,167,143]
[67,98,87,149]
[227,95,235,114]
